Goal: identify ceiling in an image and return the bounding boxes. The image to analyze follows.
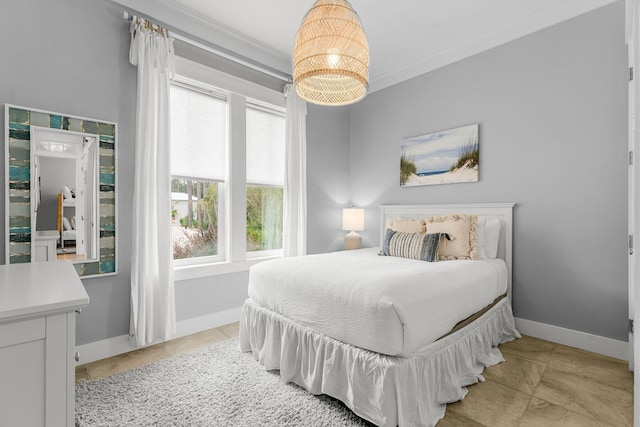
[136,0,618,92]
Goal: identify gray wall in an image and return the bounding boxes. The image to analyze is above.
[173,40,286,93]
[0,0,252,345]
[306,104,351,254]
[0,0,135,345]
[37,157,75,231]
[175,272,249,321]
[0,0,349,346]
[348,2,628,340]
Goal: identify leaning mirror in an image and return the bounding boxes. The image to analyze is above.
[5,105,116,277]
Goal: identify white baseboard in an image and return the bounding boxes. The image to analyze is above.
[515,317,629,361]
[174,306,242,337]
[76,306,242,365]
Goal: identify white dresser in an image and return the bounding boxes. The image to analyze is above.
[0,261,89,427]
[34,230,60,262]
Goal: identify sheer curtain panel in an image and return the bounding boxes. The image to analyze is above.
[129,17,176,347]
[283,85,308,257]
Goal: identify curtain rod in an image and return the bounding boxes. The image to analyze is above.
[123,11,292,83]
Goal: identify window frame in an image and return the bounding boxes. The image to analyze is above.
[171,175,225,267]
[172,56,286,281]
[245,103,286,258]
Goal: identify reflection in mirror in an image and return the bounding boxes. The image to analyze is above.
[6,105,117,277]
[31,127,99,262]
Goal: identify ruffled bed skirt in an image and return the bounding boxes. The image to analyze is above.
[239,298,520,427]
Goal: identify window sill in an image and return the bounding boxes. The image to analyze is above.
[174,256,280,282]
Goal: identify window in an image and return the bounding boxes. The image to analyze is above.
[170,83,226,262]
[170,179,219,259]
[246,105,285,254]
[169,59,287,278]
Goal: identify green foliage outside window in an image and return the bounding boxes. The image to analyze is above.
[172,178,218,260]
[246,186,283,252]
[171,179,283,259]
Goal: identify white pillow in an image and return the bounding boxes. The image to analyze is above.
[477,217,501,259]
[70,216,76,230]
[477,217,488,259]
[63,217,72,231]
[62,186,72,200]
[484,219,501,258]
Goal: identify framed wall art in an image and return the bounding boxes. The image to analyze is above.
[400,124,478,187]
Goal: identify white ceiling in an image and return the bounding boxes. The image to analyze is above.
[132,0,618,91]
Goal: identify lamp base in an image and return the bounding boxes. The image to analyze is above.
[344,231,362,250]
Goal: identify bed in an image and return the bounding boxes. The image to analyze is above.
[239,203,520,426]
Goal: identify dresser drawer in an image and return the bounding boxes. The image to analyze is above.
[0,317,46,348]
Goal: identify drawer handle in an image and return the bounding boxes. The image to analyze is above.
[76,308,82,314]
[75,352,80,362]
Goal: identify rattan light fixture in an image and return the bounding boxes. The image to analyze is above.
[293,0,369,106]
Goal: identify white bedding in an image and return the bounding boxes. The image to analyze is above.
[248,247,507,356]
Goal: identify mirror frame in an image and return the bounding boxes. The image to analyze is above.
[5,104,117,278]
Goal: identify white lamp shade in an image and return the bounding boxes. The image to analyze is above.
[342,208,364,231]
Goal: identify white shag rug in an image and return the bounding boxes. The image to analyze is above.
[75,337,373,427]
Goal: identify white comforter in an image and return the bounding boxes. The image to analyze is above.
[248,247,507,356]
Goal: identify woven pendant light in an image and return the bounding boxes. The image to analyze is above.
[293,0,369,106]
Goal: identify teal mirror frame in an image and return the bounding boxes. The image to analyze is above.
[5,105,117,277]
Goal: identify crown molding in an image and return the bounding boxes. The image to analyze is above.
[369,0,620,93]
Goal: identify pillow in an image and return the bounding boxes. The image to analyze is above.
[380,229,444,262]
[70,216,76,230]
[484,218,501,259]
[387,218,426,234]
[62,186,72,200]
[477,217,488,259]
[425,214,479,260]
[63,217,72,231]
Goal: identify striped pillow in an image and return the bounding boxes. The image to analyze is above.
[380,229,444,262]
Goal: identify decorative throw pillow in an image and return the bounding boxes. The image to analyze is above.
[425,214,479,260]
[380,229,445,262]
[70,216,76,230]
[387,218,426,234]
[63,217,72,231]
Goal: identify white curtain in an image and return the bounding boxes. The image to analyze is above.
[128,17,176,347]
[283,84,308,257]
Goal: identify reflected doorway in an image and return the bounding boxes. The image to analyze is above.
[31,127,99,262]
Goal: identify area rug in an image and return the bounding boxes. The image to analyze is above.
[75,337,372,426]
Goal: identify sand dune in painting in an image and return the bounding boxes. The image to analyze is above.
[404,163,478,186]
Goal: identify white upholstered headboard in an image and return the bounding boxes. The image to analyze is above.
[379,203,515,298]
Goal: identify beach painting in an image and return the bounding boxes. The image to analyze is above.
[400,124,479,187]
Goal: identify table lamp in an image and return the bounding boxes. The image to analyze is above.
[342,207,364,250]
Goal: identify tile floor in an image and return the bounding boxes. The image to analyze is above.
[76,325,632,426]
